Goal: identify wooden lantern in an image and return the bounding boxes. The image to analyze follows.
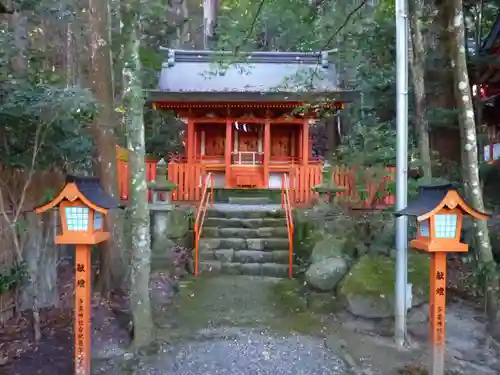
[36,175,118,245]
[395,183,489,375]
[35,175,119,375]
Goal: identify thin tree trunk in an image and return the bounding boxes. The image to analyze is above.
[409,0,432,182]
[88,0,125,295]
[121,0,153,350]
[10,9,27,74]
[66,21,77,87]
[446,0,500,336]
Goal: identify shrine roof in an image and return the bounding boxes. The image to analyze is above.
[152,49,356,102]
[66,175,120,209]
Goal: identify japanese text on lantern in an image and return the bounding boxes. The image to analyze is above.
[76,263,85,367]
[434,268,446,346]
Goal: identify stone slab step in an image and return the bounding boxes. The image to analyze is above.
[228,197,271,205]
[199,249,289,264]
[204,217,286,229]
[202,227,288,238]
[199,238,289,252]
[207,206,284,219]
[198,261,293,278]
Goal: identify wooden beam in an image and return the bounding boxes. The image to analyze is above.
[302,119,309,165]
[187,118,195,164]
[263,120,271,188]
[191,117,305,124]
[225,119,233,187]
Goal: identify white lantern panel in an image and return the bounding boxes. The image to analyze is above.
[419,219,430,237]
[434,214,458,238]
[65,206,89,231]
[94,212,103,230]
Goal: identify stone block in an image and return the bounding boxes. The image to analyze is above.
[240,263,263,276]
[214,249,235,262]
[221,262,242,275]
[262,263,289,278]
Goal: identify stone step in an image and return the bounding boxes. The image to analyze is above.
[203,217,286,229]
[228,196,271,205]
[198,261,292,278]
[199,249,289,264]
[199,238,289,252]
[207,205,284,219]
[202,227,288,238]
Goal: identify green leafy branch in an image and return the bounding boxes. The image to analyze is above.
[0,261,28,293]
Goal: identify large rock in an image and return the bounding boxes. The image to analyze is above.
[310,234,355,264]
[305,257,349,291]
[338,253,429,319]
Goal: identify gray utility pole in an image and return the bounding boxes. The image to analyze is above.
[395,0,409,349]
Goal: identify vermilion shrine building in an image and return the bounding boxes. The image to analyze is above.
[145,49,356,200]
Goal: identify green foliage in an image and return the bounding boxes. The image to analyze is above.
[143,108,185,158]
[0,262,28,293]
[480,162,500,210]
[0,84,96,170]
[337,123,398,167]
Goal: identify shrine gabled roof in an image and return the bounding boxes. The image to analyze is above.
[153,48,357,102]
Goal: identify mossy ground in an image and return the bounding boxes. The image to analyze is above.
[155,275,328,341]
[340,252,430,298]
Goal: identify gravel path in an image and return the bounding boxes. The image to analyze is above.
[134,330,347,375]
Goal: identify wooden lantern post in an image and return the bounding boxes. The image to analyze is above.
[395,183,489,375]
[35,176,120,375]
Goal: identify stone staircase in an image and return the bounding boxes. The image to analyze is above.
[198,204,292,277]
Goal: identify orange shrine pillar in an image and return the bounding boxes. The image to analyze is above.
[225,119,232,187]
[263,120,271,187]
[302,119,309,165]
[187,118,195,164]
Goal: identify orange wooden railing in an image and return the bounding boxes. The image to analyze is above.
[289,165,322,205]
[281,173,294,279]
[116,156,158,202]
[332,166,396,208]
[194,173,214,276]
[289,165,396,208]
[117,156,396,208]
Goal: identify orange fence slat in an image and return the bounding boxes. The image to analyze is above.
[116,157,396,207]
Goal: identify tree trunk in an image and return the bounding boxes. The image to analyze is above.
[446,0,500,336]
[20,211,60,342]
[121,0,153,350]
[88,0,125,295]
[409,0,432,182]
[10,9,27,74]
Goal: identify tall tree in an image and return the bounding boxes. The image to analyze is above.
[409,0,432,181]
[445,0,500,336]
[88,0,125,294]
[121,0,154,349]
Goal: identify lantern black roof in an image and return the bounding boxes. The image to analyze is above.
[394,183,456,217]
[149,48,358,103]
[66,175,120,209]
[394,183,490,219]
